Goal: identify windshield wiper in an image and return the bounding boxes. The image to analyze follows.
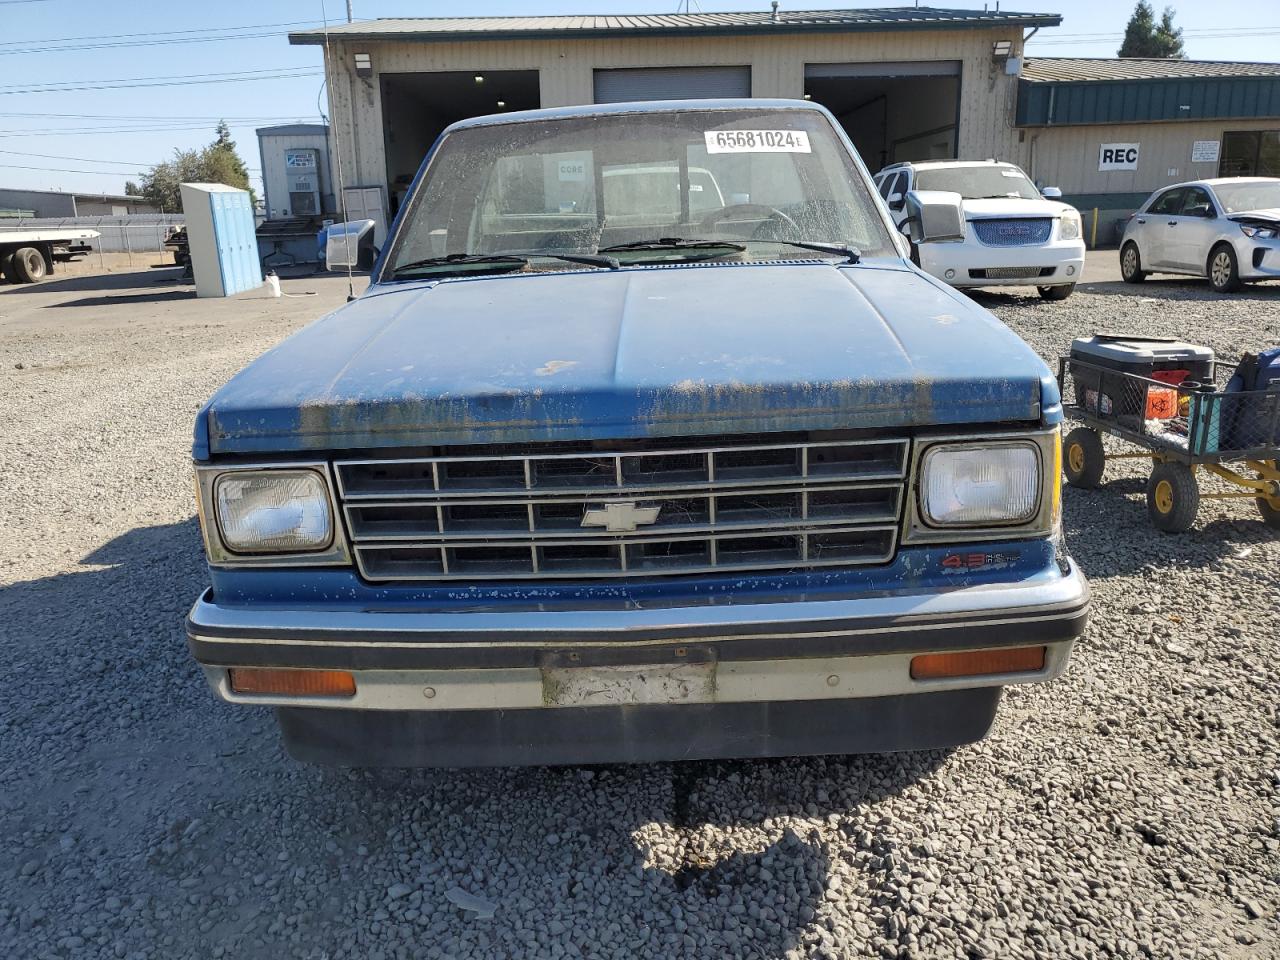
[391,253,528,278]
[747,239,861,263]
[600,237,746,259]
[526,252,621,270]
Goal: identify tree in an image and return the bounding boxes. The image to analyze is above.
[134,122,256,212]
[124,181,141,197]
[1118,1,1185,58]
[203,121,253,198]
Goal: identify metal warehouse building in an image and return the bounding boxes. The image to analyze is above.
[290,6,1280,243]
[1018,58,1280,236]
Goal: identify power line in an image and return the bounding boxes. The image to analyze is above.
[1028,27,1280,45]
[0,149,259,171]
[0,164,138,175]
[0,147,259,171]
[1031,24,1279,40]
[0,64,321,90]
[0,111,316,120]
[0,123,307,138]
[0,18,322,46]
[0,148,153,165]
[2,26,332,56]
[0,68,323,96]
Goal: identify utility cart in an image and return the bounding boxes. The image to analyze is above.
[1058,337,1280,532]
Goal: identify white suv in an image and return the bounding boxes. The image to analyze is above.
[874,160,1085,300]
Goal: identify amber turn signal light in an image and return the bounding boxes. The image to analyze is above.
[228,668,356,697]
[910,646,1046,680]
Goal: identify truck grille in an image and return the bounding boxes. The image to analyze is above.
[971,218,1053,247]
[968,266,1055,280]
[334,436,909,581]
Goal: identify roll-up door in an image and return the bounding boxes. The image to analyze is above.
[593,66,751,104]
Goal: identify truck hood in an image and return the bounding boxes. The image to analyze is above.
[199,262,1054,456]
[961,197,1070,220]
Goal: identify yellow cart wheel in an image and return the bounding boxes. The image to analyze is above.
[1063,426,1105,489]
[1258,461,1280,530]
[1260,497,1280,529]
[1147,462,1199,533]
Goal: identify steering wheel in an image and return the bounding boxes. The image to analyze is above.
[698,203,799,240]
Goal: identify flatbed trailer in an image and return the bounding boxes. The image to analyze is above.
[0,228,99,284]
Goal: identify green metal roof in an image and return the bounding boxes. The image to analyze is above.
[1017,58,1280,126]
[290,7,1061,45]
[1023,58,1280,83]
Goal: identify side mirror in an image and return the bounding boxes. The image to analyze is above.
[887,192,904,211]
[1042,186,1063,199]
[324,218,376,270]
[904,190,965,244]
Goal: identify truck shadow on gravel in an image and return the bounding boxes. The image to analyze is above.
[1,266,187,297]
[1061,484,1271,578]
[47,290,197,309]
[4,517,952,959]
[263,749,953,958]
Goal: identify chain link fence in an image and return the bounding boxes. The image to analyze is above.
[0,215,185,264]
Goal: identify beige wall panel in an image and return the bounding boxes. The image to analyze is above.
[1028,118,1280,196]
[315,27,1030,194]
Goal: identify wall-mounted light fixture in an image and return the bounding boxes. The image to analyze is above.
[496,100,506,108]
[353,52,372,77]
[474,74,485,84]
[991,40,1012,59]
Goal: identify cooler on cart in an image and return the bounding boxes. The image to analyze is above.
[1068,335,1214,427]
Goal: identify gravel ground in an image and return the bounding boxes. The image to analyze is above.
[2,258,1277,960]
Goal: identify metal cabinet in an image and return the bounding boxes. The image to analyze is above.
[179,182,262,298]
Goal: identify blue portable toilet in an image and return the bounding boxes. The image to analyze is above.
[179,182,262,298]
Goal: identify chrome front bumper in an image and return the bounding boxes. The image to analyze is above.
[188,561,1089,713]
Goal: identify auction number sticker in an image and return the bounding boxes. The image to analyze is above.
[704,130,811,154]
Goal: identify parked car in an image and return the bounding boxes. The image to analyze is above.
[1119,177,1280,293]
[187,99,1089,767]
[873,159,1085,300]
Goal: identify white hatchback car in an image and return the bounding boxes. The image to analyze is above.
[1119,177,1280,293]
[874,160,1085,300]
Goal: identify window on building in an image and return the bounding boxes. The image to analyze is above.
[1220,131,1280,178]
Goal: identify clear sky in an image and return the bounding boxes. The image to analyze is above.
[1,0,1277,199]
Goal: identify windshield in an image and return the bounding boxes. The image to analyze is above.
[384,108,893,278]
[1212,180,1280,214]
[913,165,1041,201]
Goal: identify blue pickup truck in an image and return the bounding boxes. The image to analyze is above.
[187,100,1088,766]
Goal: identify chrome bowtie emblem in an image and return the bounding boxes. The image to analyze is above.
[581,501,662,533]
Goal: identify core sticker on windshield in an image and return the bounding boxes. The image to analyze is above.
[704,130,811,154]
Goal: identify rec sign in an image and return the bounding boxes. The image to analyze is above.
[1098,143,1140,171]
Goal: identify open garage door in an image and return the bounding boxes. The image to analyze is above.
[805,61,960,174]
[594,66,751,104]
[380,70,540,216]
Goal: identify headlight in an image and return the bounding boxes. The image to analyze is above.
[214,470,333,553]
[1240,224,1278,239]
[920,443,1041,526]
[1058,210,1082,241]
